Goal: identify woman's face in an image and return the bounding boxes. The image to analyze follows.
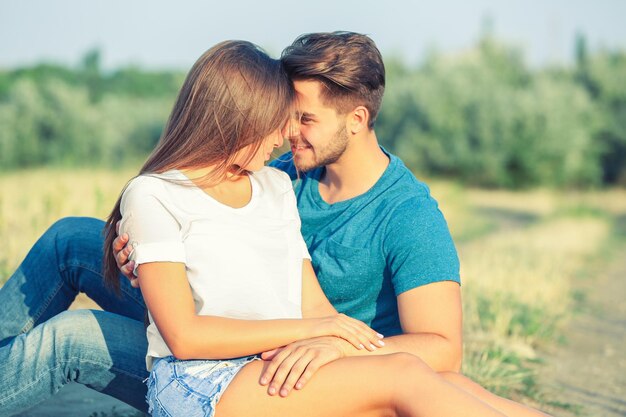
[236,127,285,172]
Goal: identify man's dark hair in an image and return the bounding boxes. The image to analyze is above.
[281,31,385,129]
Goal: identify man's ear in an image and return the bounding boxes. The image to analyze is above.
[348,106,370,134]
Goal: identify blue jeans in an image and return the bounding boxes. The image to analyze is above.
[0,217,150,415]
[147,356,259,417]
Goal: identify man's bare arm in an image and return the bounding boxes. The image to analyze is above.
[260,280,463,397]
[367,281,463,372]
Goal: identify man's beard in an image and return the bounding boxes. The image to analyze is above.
[295,124,349,172]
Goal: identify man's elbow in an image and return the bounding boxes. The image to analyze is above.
[444,337,463,372]
[430,333,462,372]
[449,344,463,373]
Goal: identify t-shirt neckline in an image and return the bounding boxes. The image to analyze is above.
[309,148,397,210]
[168,169,260,212]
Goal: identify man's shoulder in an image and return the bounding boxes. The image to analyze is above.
[381,153,434,209]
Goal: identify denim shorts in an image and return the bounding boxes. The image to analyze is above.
[146,355,260,417]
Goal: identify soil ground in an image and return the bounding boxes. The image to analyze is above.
[538,246,626,417]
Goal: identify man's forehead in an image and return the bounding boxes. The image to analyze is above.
[293,79,323,101]
[293,79,322,91]
[293,80,335,117]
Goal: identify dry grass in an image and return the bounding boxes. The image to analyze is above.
[0,167,138,282]
[428,181,623,399]
[459,217,609,395]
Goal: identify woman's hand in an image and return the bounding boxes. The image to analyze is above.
[306,314,384,352]
[259,336,351,397]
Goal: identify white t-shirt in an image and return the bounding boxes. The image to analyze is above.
[119,167,310,370]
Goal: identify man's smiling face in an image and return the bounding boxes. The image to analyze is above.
[289,80,350,172]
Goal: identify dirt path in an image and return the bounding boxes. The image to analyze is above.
[538,246,626,417]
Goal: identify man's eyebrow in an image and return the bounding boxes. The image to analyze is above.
[292,110,316,119]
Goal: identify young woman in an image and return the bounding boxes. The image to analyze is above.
[101,40,520,417]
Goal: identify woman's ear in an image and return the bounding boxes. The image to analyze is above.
[348,106,370,134]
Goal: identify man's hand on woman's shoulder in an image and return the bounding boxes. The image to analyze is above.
[113,220,138,287]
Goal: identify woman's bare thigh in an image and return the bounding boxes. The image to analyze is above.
[216,355,404,417]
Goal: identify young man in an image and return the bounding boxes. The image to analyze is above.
[0,32,548,417]
[258,32,464,390]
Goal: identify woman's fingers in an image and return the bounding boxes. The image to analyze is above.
[348,319,385,350]
[334,314,384,351]
[265,350,301,396]
[335,323,366,350]
[260,348,291,387]
[309,314,384,351]
[260,348,280,361]
[278,351,316,396]
[294,356,324,391]
[260,338,344,398]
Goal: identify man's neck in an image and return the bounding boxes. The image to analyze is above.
[319,131,389,204]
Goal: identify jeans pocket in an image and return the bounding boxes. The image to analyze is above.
[154,377,208,417]
[147,358,204,417]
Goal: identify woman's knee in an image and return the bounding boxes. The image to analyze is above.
[371,354,436,398]
[384,352,433,375]
[365,354,439,415]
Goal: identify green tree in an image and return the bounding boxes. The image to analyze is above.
[378,37,601,188]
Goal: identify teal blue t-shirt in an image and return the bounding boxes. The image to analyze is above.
[270,149,460,336]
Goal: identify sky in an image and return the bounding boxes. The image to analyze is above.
[1,0,625,71]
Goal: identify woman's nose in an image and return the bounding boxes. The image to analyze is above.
[283,117,300,141]
[275,133,284,148]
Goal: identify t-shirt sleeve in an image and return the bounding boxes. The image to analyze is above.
[384,195,460,296]
[119,177,186,274]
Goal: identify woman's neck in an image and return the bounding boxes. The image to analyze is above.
[180,167,253,209]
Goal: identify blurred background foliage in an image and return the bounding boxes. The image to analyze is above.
[1,32,624,188]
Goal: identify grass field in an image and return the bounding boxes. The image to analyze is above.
[1,167,625,412]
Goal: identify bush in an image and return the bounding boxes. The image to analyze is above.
[378,37,604,188]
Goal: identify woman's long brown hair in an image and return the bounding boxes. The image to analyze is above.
[102,40,294,294]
